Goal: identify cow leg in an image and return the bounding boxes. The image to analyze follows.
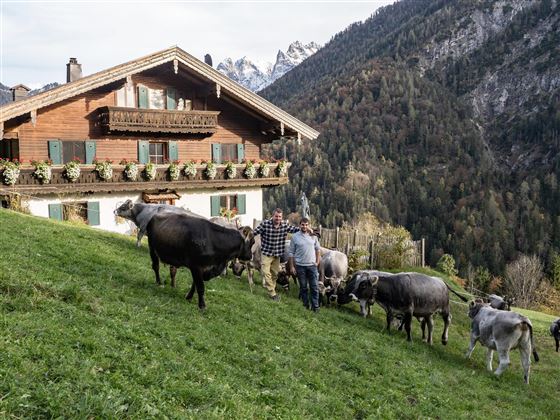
[185,281,196,301]
[149,244,162,285]
[170,266,177,288]
[386,310,394,331]
[485,348,494,371]
[247,266,254,288]
[425,316,434,345]
[519,345,531,384]
[403,312,413,342]
[193,271,206,310]
[441,312,451,346]
[466,334,478,358]
[494,348,510,376]
[555,337,559,352]
[359,299,368,318]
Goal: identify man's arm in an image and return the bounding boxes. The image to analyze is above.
[288,239,296,275]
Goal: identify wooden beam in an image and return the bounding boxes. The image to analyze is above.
[173,59,178,74]
[0,122,3,139]
[216,83,221,98]
[30,109,37,127]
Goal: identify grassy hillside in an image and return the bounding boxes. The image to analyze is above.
[0,209,558,419]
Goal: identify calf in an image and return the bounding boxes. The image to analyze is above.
[466,300,539,384]
[551,318,560,352]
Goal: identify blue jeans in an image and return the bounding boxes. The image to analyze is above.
[296,265,319,310]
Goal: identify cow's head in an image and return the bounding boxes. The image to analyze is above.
[468,299,486,319]
[230,259,246,277]
[238,226,255,261]
[357,274,378,302]
[505,296,516,310]
[114,199,134,219]
[277,267,295,291]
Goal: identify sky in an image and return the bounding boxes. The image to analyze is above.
[0,0,394,89]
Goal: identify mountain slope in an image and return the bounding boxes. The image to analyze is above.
[261,0,560,276]
[1,209,559,418]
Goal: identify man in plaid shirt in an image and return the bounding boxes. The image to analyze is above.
[253,208,299,300]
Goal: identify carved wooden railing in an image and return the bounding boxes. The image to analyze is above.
[97,106,220,134]
[0,163,290,195]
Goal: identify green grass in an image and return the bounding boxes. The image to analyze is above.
[1,209,559,419]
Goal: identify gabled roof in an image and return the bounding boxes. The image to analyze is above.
[0,46,319,140]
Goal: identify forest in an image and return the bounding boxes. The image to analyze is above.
[260,0,560,295]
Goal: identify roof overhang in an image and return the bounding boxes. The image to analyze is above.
[0,46,319,141]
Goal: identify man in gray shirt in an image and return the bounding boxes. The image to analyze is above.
[288,217,321,312]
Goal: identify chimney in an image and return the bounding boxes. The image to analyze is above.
[66,57,82,82]
[204,54,213,67]
[10,84,31,102]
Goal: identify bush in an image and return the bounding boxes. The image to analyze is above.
[504,254,544,308]
[436,254,458,277]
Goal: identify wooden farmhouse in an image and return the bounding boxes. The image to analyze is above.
[0,46,319,234]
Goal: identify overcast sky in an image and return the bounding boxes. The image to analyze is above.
[0,0,394,89]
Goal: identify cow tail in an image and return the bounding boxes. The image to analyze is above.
[528,323,539,363]
[446,284,469,302]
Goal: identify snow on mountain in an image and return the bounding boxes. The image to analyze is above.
[0,82,60,106]
[217,41,320,92]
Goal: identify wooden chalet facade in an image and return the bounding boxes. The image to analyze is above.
[0,47,319,234]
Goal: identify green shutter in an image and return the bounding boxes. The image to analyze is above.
[85,141,96,164]
[48,140,62,165]
[237,144,245,163]
[210,196,220,217]
[237,194,246,214]
[166,87,177,110]
[138,86,149,109]
[87,201,100,226]
[48,203,63,221]
[168,141,178,162]
[212,143,221,164]
[138,140,149,164]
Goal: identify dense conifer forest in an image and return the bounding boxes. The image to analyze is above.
[260,0,560,280]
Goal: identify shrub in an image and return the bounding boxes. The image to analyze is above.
[436,254,458,277]
[505,254,544,308]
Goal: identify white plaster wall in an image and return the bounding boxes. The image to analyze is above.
[23,187,263,234]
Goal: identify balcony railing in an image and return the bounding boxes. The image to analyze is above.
[0,163,289,195]
[97,106,220,134]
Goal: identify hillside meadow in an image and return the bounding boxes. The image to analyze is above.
[0,209,558,419]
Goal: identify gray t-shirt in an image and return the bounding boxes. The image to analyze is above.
[289,231,320,266]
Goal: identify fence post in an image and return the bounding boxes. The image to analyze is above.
[369,236,374,268]
[421,238,425,268]
[335,227,339,250]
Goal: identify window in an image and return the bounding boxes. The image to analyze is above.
[62,141,86,164]
[212,143,245,164]
[63,201,88,224]
[149,142,167,164]
[211,194,246,217]
[0,139,19,160]
[48,201,100,225]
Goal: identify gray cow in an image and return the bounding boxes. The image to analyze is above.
[115,199,203,247]
[488,294,515,311]
[466,300,539,384]
[318,249,348,303]
[551,318,560,352]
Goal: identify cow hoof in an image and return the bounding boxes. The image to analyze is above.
[185,294,194,301]
[442,340,448,346]
[199,306,206,312]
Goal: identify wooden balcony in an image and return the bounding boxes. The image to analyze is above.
[97,106,220,134]
[0,163,289,195]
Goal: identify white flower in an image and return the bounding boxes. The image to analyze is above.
[33,162,52,184]
[124,162,139,181]
[144,163,157,180]
[204,162,217,180]
[244,162,257,179]
[2,164,20,185]
[95,161,113,181]
[168,163,180,181]
[276,161,288,177]
[259,162,270,177]
[64,161,81,182]
[183,161,197,178]
[225,162,237,179]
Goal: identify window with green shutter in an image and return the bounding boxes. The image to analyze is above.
[237,194,246,214]
[48,203,63,221]
[212,143,221,164]
[87,201,100,226]
[237,144,245,163]
[85,141,96,164]
[211,196,220,217]
[138,86,149,109]
[168,141,178,162]
[48,140,62,165]
[166,87,177,110]
[138,140,149,164]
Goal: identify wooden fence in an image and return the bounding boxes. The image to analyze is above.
[253,220,425,269]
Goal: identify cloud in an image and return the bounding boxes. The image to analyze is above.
[1,1,392,87]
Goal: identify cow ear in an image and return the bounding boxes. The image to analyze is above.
[240,226,253,239]
[371,275,378,286]
[126,199,133,209]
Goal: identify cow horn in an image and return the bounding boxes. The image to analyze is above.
[371,275,378,286]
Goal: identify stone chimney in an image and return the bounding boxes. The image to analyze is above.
[66,57,82,82]
[10,84,31,102]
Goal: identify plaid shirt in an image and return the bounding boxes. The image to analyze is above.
[254,219,299,257]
